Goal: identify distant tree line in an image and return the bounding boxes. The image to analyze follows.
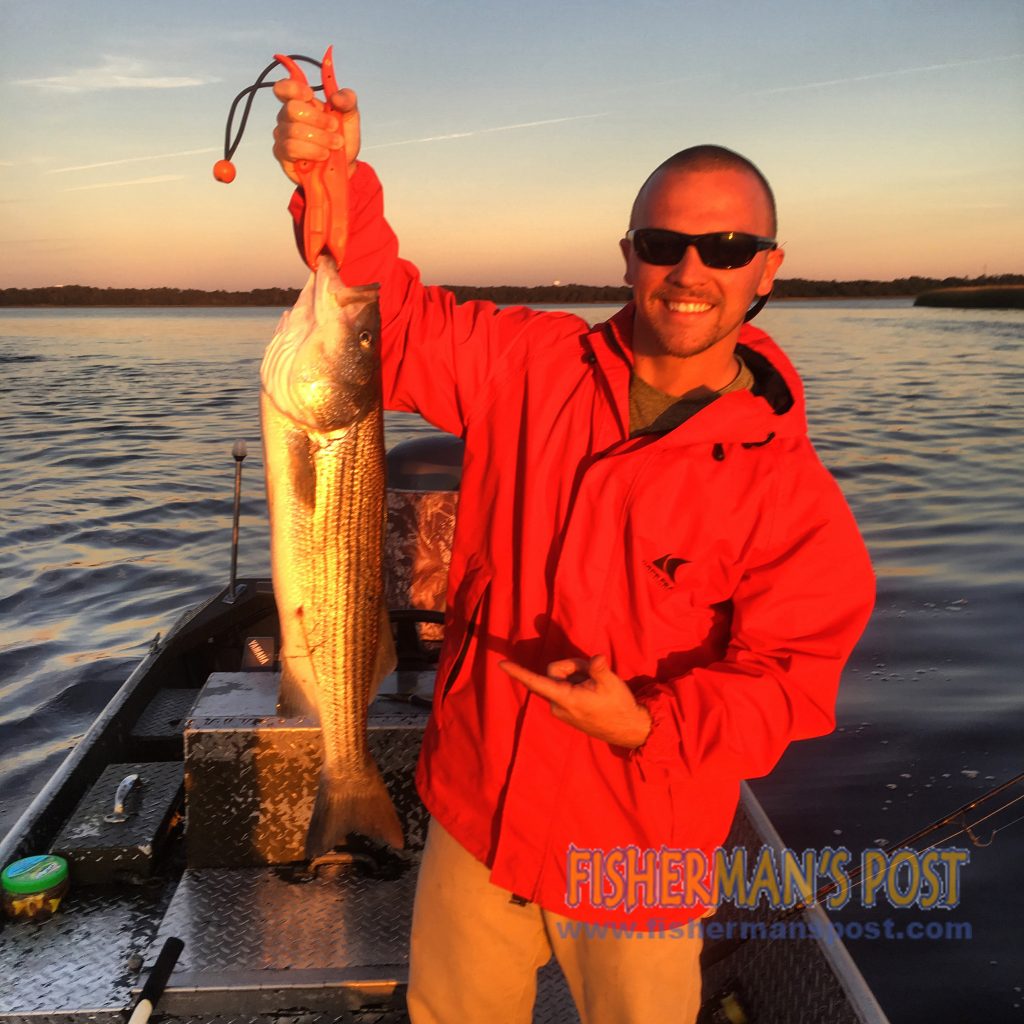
[2,274,1022,308]
[914,285,1024,309]
[774,274,1024,299]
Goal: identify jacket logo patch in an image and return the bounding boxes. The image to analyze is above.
[644,553,691,590]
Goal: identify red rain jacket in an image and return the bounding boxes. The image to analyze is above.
[298,164,875,927]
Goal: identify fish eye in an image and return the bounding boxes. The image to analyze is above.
[358,330,373,349]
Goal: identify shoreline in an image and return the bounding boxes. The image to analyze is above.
[2,281,1021,310]
[0,295,924,310]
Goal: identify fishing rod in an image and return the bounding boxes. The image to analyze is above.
[812,766,1024,905]
[702,769,1024,968]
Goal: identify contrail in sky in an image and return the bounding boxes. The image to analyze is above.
[365,112,607,150]
[755,53,1022,95]
[62,175,185,193]
[49,115,607,173]
[50,148,219,174]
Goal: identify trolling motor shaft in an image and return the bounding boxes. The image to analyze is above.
[225,439,248,604]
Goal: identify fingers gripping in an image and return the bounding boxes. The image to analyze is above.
[274,48,348,269]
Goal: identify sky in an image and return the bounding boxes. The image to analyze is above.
[1,0,1022,290]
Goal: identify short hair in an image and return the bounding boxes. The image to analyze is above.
[630,145,777,237]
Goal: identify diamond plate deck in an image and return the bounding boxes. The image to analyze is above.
[0,789,883,1024]
[149,865,417,1013]
[147,862,580,1022]
[0,884,172,1024]
[131,689,201,742]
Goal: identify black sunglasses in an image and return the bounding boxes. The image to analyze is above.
[626,228,778,269]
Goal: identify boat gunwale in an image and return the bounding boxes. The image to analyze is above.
[0,580,273,869]
[741,782,891,1024]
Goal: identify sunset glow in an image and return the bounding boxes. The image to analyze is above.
[2,0,1022,291]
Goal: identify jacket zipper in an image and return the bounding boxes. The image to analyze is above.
[440,590,485,700]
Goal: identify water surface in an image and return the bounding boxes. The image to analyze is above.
[0,301,1021,1022]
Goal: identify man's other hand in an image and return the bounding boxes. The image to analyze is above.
[500,655,652,749]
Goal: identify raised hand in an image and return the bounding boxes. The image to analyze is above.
[272,79,361,185]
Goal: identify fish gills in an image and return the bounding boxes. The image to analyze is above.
[260,255,403,857]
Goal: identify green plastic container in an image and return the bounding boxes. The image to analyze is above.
[1,855,70,920]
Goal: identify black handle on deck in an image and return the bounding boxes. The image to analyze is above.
[138,937,184,1008]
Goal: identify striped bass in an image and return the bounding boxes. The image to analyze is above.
[260,255,403,857]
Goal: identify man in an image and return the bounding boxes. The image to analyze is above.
[273,81,875,1024]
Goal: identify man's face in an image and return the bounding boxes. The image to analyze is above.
[620,166,784,361]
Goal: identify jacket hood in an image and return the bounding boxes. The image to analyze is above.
[587,302,809,446]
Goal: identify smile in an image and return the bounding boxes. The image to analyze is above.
[665,300,713,314]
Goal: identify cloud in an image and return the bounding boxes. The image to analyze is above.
[62,174,185,193]
[755,53,1023,96]
[15,56,218,93]
[50,148,219,174]
[365,112,607,150]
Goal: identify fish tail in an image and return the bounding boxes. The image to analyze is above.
[305,759,405,857]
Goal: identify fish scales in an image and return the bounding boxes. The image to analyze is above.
[260,256,403,857]
[309,413,385,774]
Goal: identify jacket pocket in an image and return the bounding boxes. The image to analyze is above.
[435,565,491,716]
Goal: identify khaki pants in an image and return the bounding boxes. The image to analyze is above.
[407,820,703,1024]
